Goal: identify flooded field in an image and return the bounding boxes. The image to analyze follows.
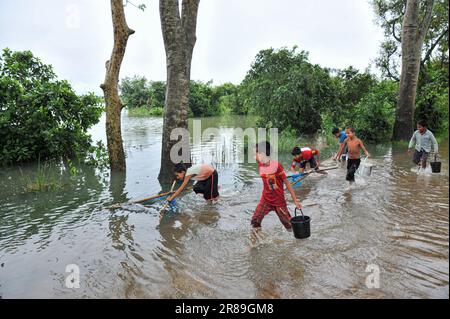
[0,114,448,298]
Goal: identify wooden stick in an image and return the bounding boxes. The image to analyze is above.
[107,180,179,209]
[159,202,170,221]
[133,190,174,204]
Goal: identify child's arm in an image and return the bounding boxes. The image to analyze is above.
[335,139,347,160]
[290,161,297,173]
[408,131,417,153]
[283,177,302,209]
[431,132,439,154]
[167,176,191,201]
[359,139,371,158]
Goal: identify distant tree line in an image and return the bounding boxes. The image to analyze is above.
[119,76,246,117]
[119,40,448,144]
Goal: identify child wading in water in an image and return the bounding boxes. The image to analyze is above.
[331,127,348,161]
[167,163,219,203]
[251,141,302,245]
[336,126,370,184]
[408,119,439,170]
[290,146,321,173]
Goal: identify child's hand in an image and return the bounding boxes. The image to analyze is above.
[407,149,412,154]
[294,199,302,210]
[366,152,371,158]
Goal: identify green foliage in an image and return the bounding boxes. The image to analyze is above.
[353,80,398,143]
[277,127,300,151]
[119,75,152,108]
[0,48,103,165]
[329,67,378,125]
[241,47,335,135]
[319,112,338,146]
[415,60,449,133]
[188,80,244,117]
[119,76,244,117]
[128,106,164,117]
[189,80,215,116]
[372,0,449,81]
[372,0,449,138]
[149,81,166,109]
[85,141,109,168]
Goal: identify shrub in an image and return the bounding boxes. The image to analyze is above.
[0,48,103,165]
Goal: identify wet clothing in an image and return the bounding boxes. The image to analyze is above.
[251,201,292,230]
[413,150,429,165]
[193,169,219,200]
[186,164,215,181]
[252,160,292,229]
[409,129,438,153]
[259,160,287,207]
[291,147,320,170]
[297,156,318,169]
[346,158,361,182]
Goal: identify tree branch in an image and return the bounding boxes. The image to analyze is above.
[422,26,449,64]
[419,0,435,41]
[385,64,400,82]
[392,22,402,42]
[181,0,200,49]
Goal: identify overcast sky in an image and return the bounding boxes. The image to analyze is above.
[0,0,384,94]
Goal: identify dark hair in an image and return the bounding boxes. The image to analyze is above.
[331,127,340,135]
[174,162,187,173]
[417,119,428,127]
[291,146,301,156]
[345,126,355,133]
[255,141,271,156]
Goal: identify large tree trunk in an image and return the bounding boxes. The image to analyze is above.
[101,0,134,170]
[393,0,434,141]
[158,0,200,183]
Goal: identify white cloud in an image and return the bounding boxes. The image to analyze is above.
[0,0,384,94]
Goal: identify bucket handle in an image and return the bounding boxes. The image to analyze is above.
[294,208,305,218]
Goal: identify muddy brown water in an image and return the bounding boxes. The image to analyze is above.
[0,114,448,298]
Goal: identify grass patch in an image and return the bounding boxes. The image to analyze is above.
[277,128,301,151]
[20,159,60,193]
[435,129,449,144]
[127,106,163,117]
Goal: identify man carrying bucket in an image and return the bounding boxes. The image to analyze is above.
[408,119,439,170]
[251,141,302,244]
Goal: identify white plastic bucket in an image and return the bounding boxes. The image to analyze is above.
[358,157,373,176]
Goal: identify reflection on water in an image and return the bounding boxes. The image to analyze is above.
[0,114,448,298]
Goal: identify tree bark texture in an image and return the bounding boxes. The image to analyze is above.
[101,0,135,170]
[393,0,434,140]
[158,0,200,183]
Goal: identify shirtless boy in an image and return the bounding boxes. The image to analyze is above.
[335,126,371,183]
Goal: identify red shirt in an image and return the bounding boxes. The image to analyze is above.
[291,147,320,169]
[258,160,287,207]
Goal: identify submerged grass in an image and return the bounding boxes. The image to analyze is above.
[20,158,60,193]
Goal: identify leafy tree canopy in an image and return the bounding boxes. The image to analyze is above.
[0,48,103,165]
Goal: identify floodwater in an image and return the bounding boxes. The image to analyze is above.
[0,113,448,298]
